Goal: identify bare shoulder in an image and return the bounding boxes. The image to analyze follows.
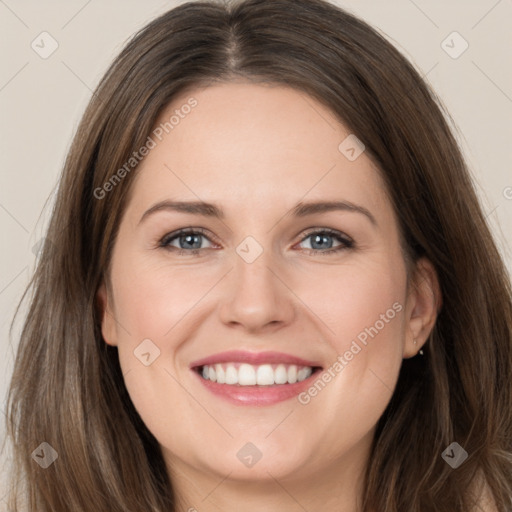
[469,473,499,512]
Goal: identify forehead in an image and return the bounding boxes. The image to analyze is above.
[129,82,391,220]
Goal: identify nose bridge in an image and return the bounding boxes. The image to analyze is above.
[218,234,295,330]
[233,235,280,300]
[235,238,274,286]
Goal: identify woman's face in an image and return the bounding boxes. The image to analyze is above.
[98,82,437,488]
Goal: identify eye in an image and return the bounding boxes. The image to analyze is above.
[296,228,354,255]
[158,227,354,256]
[159,228,216,256]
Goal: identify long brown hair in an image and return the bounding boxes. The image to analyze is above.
[6,0,512,510]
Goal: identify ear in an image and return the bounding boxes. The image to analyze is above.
[403,257,442,358]
[96,280,118,346]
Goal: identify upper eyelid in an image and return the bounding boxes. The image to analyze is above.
[161,227,217,244]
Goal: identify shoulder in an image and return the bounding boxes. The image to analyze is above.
[469,473,499,512]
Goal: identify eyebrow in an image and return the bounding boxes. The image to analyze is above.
[138,199,377,226]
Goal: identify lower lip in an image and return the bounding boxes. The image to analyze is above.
[192,369,321,406]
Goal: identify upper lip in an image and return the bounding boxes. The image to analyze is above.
[189,350,323,369]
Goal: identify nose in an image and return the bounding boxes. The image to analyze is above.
[218,247,296,333]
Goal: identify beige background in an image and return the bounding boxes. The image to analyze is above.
[1,0,511,503]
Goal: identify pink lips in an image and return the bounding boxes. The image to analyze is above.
[190,350,323,406]
[189,350,321,369]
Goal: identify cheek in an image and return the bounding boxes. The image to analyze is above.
[108,259,209,451]
[295,259,406,417]
[111,256,218,343]
[109,259,220,431]
[296,257,406,350]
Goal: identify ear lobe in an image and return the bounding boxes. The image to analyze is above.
[96,281,118,347]
[403,258,442,359]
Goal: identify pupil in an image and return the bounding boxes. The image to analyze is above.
[312,234,332,250]
[182,234,201,249]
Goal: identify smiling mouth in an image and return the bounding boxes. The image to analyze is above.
[195,362,323,386]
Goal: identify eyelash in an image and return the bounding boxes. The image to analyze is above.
[158,227,354,257]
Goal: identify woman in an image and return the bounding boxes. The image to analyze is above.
[6,0,512,510]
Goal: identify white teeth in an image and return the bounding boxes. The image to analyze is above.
[297,367,312,382]
[225,365,238,385]
[256,364,274,386]
[215,364,225,384]
[287,365,298,384]
[274,364,288,384]
[199,362,316,386]
[238,363,256,385]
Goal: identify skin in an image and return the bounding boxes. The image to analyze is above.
[97,82,441,512]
